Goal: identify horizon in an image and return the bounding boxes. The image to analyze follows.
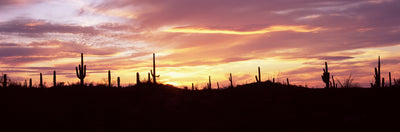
[1,0,400,88]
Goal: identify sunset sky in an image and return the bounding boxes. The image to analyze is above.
[1,0,400,88]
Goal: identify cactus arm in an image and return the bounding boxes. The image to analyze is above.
[83,65,86,78]
[76,66,80,78]
[255,75,259,82]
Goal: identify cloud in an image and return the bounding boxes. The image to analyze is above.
[0,18,100,36]
[0,0,43,7]
[0,40,122,65]
[1,0,400,87]
[164,25,321,35]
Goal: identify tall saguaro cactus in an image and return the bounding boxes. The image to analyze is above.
[208,76,211,90]
[255,67,261,83]
[389,72,392,87]
[53,70,56,88]
[108,70,111,88]
[3,74,6,88]
[29,78,32,88]
[136,72,140,84]
[322,62,330,88]
[76,53,86,87]
[40,73,43,88]
[150,53,160,84]
[229,73,233,88]
[371,56,381,88]
[117,76,120,88]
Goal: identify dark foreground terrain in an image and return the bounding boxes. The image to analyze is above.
[1,82,400,132]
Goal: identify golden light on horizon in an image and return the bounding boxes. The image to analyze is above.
[164,81,180,87]
[163,25,322,35]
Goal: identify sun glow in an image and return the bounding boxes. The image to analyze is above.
[25,22,45,27]
[163,25,321,35]
[165,81,180,87]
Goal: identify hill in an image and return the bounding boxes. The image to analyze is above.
[1,82,399,132]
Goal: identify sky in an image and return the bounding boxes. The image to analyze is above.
[1,0,400,88]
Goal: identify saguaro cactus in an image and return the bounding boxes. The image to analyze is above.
[322,62,330,88]
[371,56,381,88]
[148,72,151,83]
[287,78,290,85]
[117,76,120,88]
[229,73,233,88]
[217,82,220,90]
[332,75,336,88]
[136,72,140,84]
[192,83,194,90]
[389,72,392,87]
[208,76,212,90]
[53,70,56,88]
[29,78,32,88]
[3,74,6,88]
[108,70,111,88]
[255,67,261,83]
[76,53,86,87]
[40,73,43,88]
[382,78,385,88]
[150,53,160,84]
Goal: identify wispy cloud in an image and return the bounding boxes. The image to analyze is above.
[164,25,321,35]
[0,18,100,35]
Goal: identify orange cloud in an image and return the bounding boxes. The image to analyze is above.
[24,22,45,27]
[163,25,321,35]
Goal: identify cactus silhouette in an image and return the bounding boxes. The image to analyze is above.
[382,78,385,88]
[332,75,336,88]
[108,70,111,88]
[117,76,120,88]
[40,73,43,88]
[287,78,290,85]
[322,62,330,88]
[53,70,56,88]
[208,76,211,90]
[389,72,392,87]
[273,78,275,83]
[192,83,194,90]
[150,53,160,84]
[371,56,381,88]
[75,53,86,87]
[255,67,261,83]
[3,74,6,88]
[217,82,219,90]
[147,72,151,83]
[29,78,32,88]
[136,72,140,84]
[229,73,233,88]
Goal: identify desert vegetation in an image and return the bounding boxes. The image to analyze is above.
[1,53,396,89]
[1,53,400,131]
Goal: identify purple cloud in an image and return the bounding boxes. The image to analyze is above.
[0,18,100,36]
